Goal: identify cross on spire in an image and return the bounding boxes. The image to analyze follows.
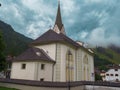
[58,0,60,4]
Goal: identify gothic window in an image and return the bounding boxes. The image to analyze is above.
[83,55,88,64]
[83,55,89,81]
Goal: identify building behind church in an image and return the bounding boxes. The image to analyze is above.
[11,2,95,82]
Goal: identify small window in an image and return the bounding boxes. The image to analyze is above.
[115,69,118,71]
[115,74,118,76]
[21,64,26,69]
[40,78,44,81]
[41,64,45,70]
[110,74,113,76]
[106,74,109,76]
[116,79,119,82]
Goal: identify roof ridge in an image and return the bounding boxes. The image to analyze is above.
[59,33,80,47]
[39,49,54,61]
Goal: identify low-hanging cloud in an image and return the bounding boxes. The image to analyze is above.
[0,0,120,47]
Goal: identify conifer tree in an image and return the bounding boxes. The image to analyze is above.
[0,30,6,71]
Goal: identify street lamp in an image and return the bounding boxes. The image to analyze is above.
[68,50,72,90]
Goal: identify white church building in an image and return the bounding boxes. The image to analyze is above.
[11,2,94,82]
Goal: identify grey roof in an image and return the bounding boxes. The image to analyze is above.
[13,47,55,63]
[108,65,120,69]
[31,29,80,48]
[6,56,13,62]
[31,30,94,55]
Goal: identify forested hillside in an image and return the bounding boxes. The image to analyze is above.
[0,20,33,56]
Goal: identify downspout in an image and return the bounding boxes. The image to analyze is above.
[52,62,55,82]
[75,48,77,81]
[36,62,39,80]
[52,43,57,82]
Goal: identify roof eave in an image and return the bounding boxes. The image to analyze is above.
[12,59,55,63]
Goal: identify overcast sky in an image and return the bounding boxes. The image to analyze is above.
[0,0,120,47]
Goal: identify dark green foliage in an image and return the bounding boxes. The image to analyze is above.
[98,65,109,71]
[94,54,112,67]
[95,73,102,81]
[0,86,18,90]
[94,46,120,70]
[96,47,106,54]
[109,44,120,54]
[0,31,6,71]
[0,20,33,56]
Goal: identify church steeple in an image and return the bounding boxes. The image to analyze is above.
[53,0,65,35]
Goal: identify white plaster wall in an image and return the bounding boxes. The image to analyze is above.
[56,43,94,82]
[33,42,94,82]
[76,49,83,81]
[105,69,120,81]
[11,62,36,80]
[11,61,53,81]
[60,43,76,82]
[88,54,94,81]
[79,49,87,81]
[53,25,60,34]
[37,62,53,81]
[77,48,94,81]
[35,44,56,60]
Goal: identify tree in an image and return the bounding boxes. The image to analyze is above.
[95,73,102,81]
[0,30,6,71]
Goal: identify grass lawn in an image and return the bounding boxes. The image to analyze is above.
[0,86,18,90]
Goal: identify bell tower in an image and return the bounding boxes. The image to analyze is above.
[53,0,66,35]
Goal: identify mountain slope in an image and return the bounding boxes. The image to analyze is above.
[94,45,120,69]
[0,20,33,56]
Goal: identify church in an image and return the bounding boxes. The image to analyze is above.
[11,2,94,82]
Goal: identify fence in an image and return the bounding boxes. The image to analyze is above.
[0,78,120,90]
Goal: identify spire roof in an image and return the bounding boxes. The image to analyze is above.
[55,1,63,30]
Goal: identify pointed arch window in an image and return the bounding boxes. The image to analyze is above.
[66,50,74,81]
[83,55,89,81]
[83,55,88,64]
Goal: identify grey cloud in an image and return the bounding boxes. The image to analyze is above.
[64,0,120,46]
[0,0,120,46]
